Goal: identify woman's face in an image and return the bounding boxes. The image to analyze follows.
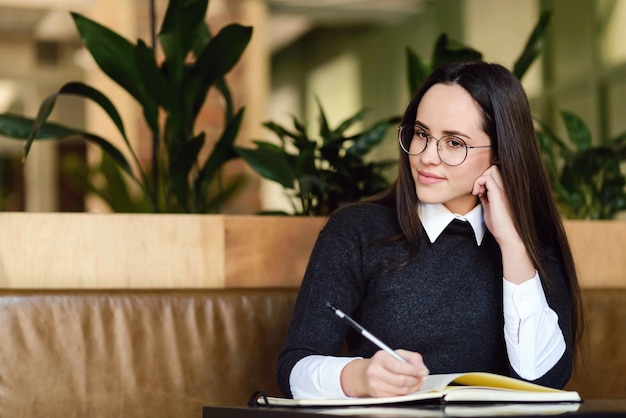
[410,83,493,215]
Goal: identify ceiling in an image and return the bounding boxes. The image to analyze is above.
[0,0,92,38]
[0,0,429,112]
[267,0,428,25]
[0,0,428,42]
[266,0,428,51]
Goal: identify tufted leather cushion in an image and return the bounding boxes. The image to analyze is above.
[0,288,299,418]
[565,288,626,398]
[0,287,623,417]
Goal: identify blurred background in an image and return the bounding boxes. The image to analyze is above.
[0,0,624,214]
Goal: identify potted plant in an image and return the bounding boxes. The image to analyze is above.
[534,109,626,291]
[404,11,551,95]
[536,111,626,219]
[236,98,397,216]
[236,11,551,218]
[0,0,324,290]
[0,0,251,213]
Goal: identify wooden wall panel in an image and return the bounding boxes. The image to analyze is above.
[0,213,225,288]
[224,215,325,287]
[564,220,626,289]
[0,214,622,289]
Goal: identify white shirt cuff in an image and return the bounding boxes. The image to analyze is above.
[502,272,566,380]
[503,271,549,319]
[289,355,361,399]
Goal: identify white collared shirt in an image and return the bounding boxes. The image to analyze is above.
[419,201,486,246]
[289,203,566,399]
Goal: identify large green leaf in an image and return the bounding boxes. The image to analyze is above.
[346,120,391,157]
[333,107,369,138]
[184,24,252,121]
[292,115,307,136]
[17,82,141,187]
[27,82,139,163]
[190,21,236,124]
[135,39,174,113]
[431,33,482,70]
[131,42,161,138]
[0,113,136,184]
[0,114,75,140]
[71,13,151,109]
[406,46,429,95]
[607,131,626,150]
[513,11,552,80]
[263,120,304,146]
[235,142,295,189]
[170,133,206,211]
[98,152,151,212]
[159,0,209,86]
[64,153,152,213]
[562,111,592,151]
[317,98,332,142]
[194,107,245,200]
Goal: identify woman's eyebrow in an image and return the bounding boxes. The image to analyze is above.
[441,129,472,140]
[415,121,429,130]
[416,120,472,140]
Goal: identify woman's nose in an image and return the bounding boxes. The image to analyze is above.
[420,138,441,165]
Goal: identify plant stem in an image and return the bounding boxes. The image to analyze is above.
[150,0,159,212]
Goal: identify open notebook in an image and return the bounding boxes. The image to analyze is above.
[253,372,581,407]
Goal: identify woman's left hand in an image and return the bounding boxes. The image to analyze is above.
[472,165,537,284]
[471,165,519,244]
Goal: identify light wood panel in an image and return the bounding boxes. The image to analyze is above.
[563,220,626,289]
[0,213,325,288]
[0,213,622,289]
[0,213,225,288]
[224,215,325,287]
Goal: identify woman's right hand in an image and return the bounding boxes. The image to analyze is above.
[340,350,429,398]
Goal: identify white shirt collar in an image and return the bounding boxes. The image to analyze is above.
[418,202,486,246]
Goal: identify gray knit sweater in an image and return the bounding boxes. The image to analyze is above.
[277,202,573,397]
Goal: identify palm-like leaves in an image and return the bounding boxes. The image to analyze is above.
[537,111,626,219]
[0,0,252,213]
[405,11,552,95]
[236,99,396,216]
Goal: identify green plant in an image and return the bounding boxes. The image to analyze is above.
[536,111,626,219]
[404,10,626,220]
[405,11,552,94]
[0,0,251,213]
[235,99,397,216]
[235,11,552,217]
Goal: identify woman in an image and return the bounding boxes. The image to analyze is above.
[277,60,583,399]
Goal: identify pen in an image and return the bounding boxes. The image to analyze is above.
[325,301,408,364]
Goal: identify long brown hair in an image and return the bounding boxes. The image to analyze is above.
[372,60,583,358]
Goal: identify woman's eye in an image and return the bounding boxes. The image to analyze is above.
[415,130,429,140]
[445,137,465,149]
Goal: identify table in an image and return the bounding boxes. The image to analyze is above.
[203,400,626,418]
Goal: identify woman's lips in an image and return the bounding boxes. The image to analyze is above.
[418,171,445,185]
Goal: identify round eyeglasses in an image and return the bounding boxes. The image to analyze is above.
[398,124,492,166]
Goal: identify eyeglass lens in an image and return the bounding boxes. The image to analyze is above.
[399,125,468,166]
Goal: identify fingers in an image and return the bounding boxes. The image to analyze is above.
[472,165,503,198]
[396,349,430,378]
[365,350,429,397]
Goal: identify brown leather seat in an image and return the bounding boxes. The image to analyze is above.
[565,288,626,398]
[0,287,623,417]
[0,288,299,418]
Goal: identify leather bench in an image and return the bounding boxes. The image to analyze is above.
[565,288,626,398]
[0,287,623,417]
[0,288,299,417]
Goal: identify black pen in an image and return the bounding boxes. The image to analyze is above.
[326,301,408,364]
